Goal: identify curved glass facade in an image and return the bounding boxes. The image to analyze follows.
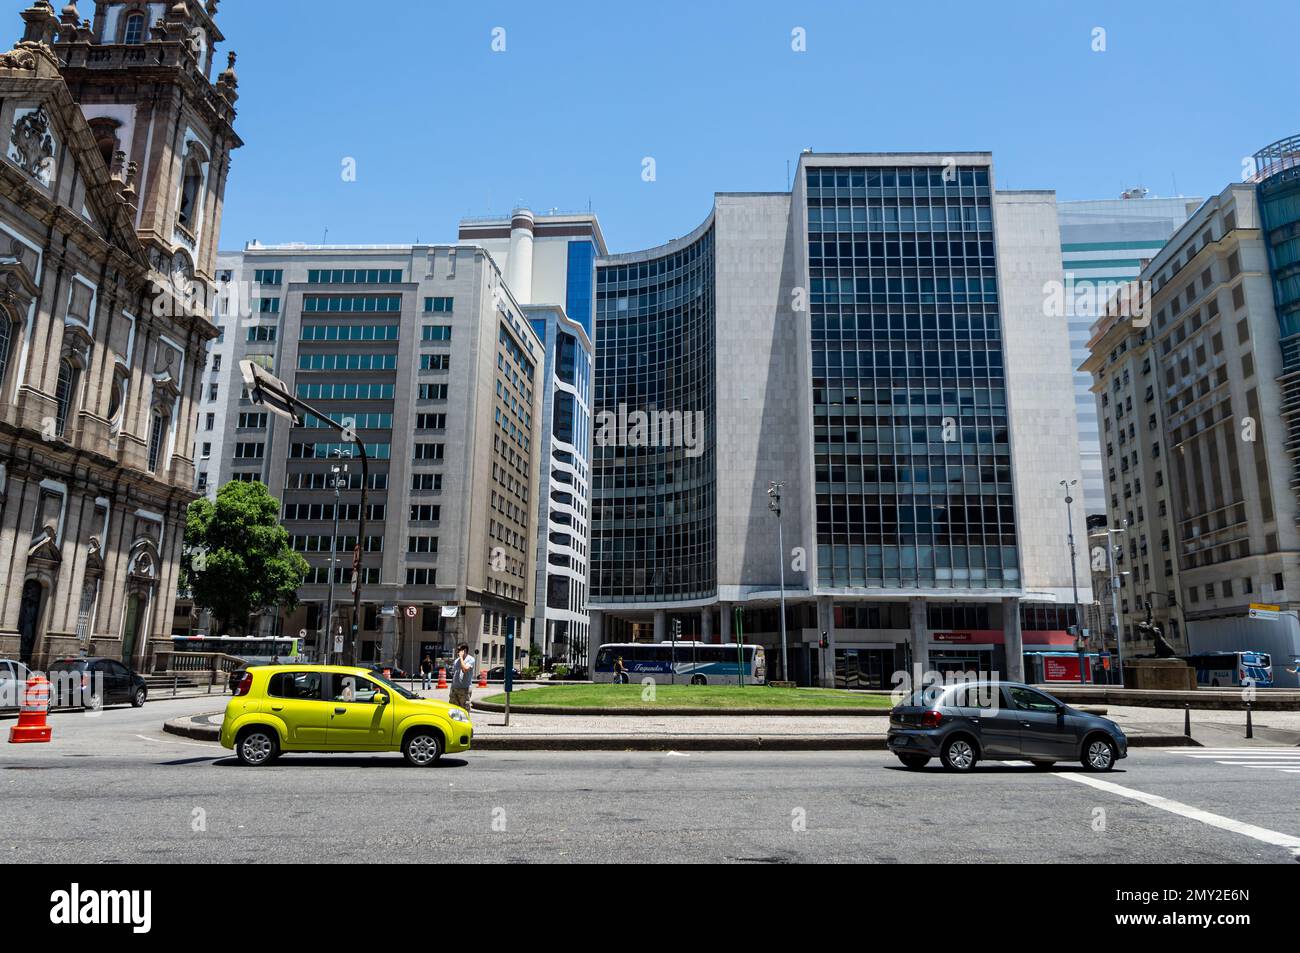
[592,226,716,602]
[806,164,1019,589]
[1254,136,1300,368]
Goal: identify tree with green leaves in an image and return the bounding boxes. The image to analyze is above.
[182,480,309,635]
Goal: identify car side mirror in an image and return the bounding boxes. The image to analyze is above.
[375,692,389,705]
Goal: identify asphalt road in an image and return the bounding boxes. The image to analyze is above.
[2,697,1298,863]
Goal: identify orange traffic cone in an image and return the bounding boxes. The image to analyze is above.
[9,674,52,744]
[436,667,448,690]
[478,667,487,689]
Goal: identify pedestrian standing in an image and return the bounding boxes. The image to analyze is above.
[449,642,475,711]
[420,654,434,691]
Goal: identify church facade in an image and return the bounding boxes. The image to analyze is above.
[0,1,240,668]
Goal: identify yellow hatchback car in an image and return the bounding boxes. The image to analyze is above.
[220,665,472,766]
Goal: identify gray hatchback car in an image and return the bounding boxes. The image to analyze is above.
[887,681,1128,772]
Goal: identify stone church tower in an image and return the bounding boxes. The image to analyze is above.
[0,0,241,669]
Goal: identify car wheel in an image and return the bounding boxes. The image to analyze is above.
[939,736,977,771]
[690,675,707,686]
[1082,736,1117,772]
[236,727,279,766]
[898,754,931,769]
[131,687,147,708]
[1030,760,1056,770]
[85,692,103,712]
[402,729,443,767]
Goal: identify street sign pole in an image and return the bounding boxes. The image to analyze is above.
[504,623,515,727]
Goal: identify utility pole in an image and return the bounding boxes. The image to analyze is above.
[322,453,348,663]
[1061,480,1086,684]
[768,481,788,683]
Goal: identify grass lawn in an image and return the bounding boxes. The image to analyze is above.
[479,684,892,710]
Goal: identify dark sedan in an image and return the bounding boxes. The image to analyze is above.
[46,657,148,710]
[886,681,1127,772]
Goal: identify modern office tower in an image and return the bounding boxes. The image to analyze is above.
[590,153,1090,687]
[458,210,604,666]
[213,244,543,671]
[0,1,240,667]
[524,304,593,668]
[1058,194,1200,521]
[190,252,243,500]
[1083,146,1300,685]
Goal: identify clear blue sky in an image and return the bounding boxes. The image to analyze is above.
[184,0,1296,254]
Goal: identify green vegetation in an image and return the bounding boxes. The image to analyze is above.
[480,684,892,710]
[182,480,309,634]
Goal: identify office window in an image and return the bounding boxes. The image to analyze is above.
[420,354,450,370]
[424,296,454,312]
[422,325,452,341]
[247,325,278,342]
[253,269,283,286]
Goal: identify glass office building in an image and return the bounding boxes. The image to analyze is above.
[592,225,716,603]
[806,164,1019,590]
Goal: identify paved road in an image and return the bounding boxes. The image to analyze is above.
[2,698,1298,863]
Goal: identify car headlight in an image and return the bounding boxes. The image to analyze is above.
[447,708,469,723]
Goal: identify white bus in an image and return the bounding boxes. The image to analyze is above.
[171,635,304,665]
[593,642,766,685]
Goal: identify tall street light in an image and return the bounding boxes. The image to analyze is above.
[768,481,788,684]
[241,360,370,665]
[1088,522,1127,685]
[322,451,349,663]
[1060,480,1086,685]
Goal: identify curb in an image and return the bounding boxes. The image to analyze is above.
[472,702,890,716]
[162,716,1195,752]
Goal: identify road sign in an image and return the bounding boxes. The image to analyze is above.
[333,634,344,652]
[380,604,396,617]
[405,605,417,618]
[1249,603,1281,620]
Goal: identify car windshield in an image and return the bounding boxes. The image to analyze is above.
[900,687,946,707]
[46,660,84,672]
[367,670,417,700]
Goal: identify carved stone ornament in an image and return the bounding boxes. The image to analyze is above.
[0,48,37,70]
[28,523,62,564]
[9,105,56,186]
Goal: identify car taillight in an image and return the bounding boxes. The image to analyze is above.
[81,673,90,690]
[235,672,253,697]
[921,710,944,728]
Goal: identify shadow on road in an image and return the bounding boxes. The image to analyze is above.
[211,755,471,769]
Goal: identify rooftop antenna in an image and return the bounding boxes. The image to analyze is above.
[322,226,328,244]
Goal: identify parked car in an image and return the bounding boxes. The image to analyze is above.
[886,681,1127,772]
[485,666,522,682]
[547,665,588,681]
[220,664,473,766]
[46,657,148,710]
[0,659,32,711]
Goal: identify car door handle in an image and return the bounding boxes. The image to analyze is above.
[1020,721,1032,727]
[271,705,283,712]
[334,707,346,714]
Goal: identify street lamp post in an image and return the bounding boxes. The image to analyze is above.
[240,360,370,666]
[768,481,788,684]
[322,452,349,664]
[1089,522,1128,685]
[1060,480,1086,685]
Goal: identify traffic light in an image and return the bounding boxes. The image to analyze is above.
[819,631,829,650]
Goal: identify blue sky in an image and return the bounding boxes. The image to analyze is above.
[192,0,1294,254]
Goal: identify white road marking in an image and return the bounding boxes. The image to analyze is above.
[135,733,220,749]
[1059,771,1300,858]
[1168,747,1300,776]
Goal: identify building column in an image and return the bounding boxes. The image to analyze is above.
[1002,597,1024,683]
[701,605,714,643]
[587,609,603,672]
[653,608,667,642]
[908,597,929,683]
[720,602,732,642]
[817,595,836,688]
